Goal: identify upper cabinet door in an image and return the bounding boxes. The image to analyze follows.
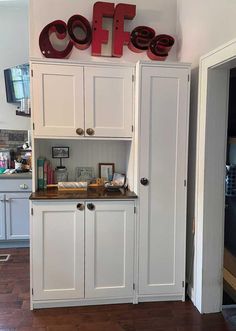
[32,64,84,137]
[84,66,134,138]
[138,65,190,298]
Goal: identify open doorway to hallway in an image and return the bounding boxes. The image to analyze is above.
[223,69,236,310]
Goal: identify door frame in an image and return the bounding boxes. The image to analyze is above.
[194,38,236,313]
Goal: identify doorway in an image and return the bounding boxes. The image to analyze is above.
[194,38,236,314]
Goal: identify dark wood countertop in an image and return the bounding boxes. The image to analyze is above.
[30,187,138,200]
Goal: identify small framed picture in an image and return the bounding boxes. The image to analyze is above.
[52,147,69,159]
[99,163,115,181]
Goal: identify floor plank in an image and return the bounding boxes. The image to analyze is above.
[0,248,234,331]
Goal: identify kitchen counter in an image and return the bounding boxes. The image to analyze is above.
[0,172,32,179]
[30,187,137,200]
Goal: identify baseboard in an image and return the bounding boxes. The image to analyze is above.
[32,297,133,309]
[187,284,194,302]
[138,294,184,302]
[0,240,29,248]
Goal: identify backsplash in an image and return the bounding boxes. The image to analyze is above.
[0,129,28,149]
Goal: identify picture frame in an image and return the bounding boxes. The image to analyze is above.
[75,167,95,183]
[99,163,115,181]
[52,146,69,159]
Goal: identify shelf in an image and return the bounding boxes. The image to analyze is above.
[16,110,31,117]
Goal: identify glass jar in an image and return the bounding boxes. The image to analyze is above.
[55,166,68,183]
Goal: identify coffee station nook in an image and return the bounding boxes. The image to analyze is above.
[25,0,191,310]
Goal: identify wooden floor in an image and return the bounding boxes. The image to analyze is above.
[0,248,235,331]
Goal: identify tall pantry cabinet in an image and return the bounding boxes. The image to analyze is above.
[30,60,190,308]
[137,62,190,301]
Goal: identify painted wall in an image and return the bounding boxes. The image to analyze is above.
[177,0,236,297]
[29,0,178,62]
[0,2,30,130]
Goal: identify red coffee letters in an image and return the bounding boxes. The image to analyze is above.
[39,2,175,61]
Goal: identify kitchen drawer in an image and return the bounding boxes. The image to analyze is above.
[0,179,32,192]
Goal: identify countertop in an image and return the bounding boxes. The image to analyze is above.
[30,187,137,200]
[0,172,32,179]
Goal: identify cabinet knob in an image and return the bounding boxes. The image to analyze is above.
[87,203,95,211]
[76,128,84,136]
[86,128,95,136]
[77,203,85,211]
[140,178,149,186]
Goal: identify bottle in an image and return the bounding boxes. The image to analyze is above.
[54,166,68,183]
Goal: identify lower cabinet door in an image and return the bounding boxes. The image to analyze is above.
[85,201,135,299]
[32,202,85,301]
[0,194,5,240]
[6,193,30,240]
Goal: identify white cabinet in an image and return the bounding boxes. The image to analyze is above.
[32,64,84,137]
[138,64,190,300]
[0,194,5,240]
[6,193,30,240]
[31,200,135,304]
[85,201,134,298]
[32,202,84,300]
[32,63,134,138]
[84,66,133,138]
[0,178,32,244]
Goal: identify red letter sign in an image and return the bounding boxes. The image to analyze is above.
[147,34,175,61]
[39,20,73,59]
[67,15,92,50]
[92,1,115,56]
[128,26,155,53]
[112,3,136,57]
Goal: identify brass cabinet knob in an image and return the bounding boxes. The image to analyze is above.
[77,203,85,211]
[76,128,84,136]
[86,128,95,136]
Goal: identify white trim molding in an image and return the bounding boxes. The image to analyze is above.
[195,38,236,313]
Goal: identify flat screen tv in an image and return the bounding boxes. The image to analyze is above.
[4,63,30,103]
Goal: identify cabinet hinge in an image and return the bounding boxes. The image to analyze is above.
[133,283,135,290]
[131,125,134,133]
[31,69,33,77]
[184,179,187,187]
[134,206,136,214]
[31,208,33,216]
[31,288,34,296]
[182,281,185,288]
[32,123,35,130]
[132,74,135,82]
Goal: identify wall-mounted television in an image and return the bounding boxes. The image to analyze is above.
[4,63,30,103]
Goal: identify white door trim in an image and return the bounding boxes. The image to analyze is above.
[195,38,236,313]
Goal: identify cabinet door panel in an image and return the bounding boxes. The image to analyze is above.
[32,64,84,137]
[0,194,5,240]
[85,201,134,298]
[85,66,133,138]
[32,202,84,300]
[139,66,189,297]
[6,193,30,240]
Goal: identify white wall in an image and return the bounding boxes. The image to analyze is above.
[0,2,30,130]
[177,0,236,297]
[29,0,178,62]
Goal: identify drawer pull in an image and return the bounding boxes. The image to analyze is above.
[19,184,29,190]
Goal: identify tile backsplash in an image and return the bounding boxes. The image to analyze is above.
[0,129,28,149]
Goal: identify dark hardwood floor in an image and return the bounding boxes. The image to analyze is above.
[0,248,234,331]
